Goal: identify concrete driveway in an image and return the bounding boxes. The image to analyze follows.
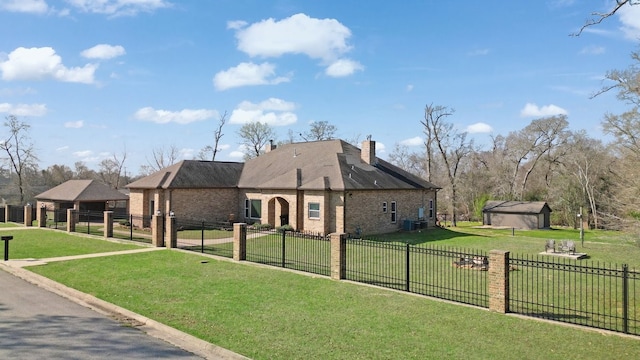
[0,269,202,359]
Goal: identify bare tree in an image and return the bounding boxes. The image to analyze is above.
[1,115,38,203]
[421,105,473,226]
[98,152,127,189]
[237,121,276,159]
[140,144,180,175]
[74,161,97,180]
[300,121,338,141]
[199,111,228,161]
[572,0,638,36]
[41,164,74,187]
[421,104,451,183]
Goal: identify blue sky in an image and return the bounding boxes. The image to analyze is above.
[1,0,639,175]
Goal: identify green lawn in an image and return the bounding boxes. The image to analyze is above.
[28,250,640,360]
[372,223,640,268]
[0,222,23,228]
[0,228,144,259]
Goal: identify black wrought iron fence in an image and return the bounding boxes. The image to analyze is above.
[45,209,68,229]
[175,219,234,258]
[245,227,330,276]
[345,239,489,308]
[510,254,640,335]
[74,211,105,236]
[110,214,152,244]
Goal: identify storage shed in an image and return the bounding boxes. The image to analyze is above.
[482,201,552,229]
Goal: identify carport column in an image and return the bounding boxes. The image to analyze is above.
[489,250,510,313]
[37,205,47,227]
[24,204,33,227]
[4,204,9,223]
[67,209,77,233]
[165,212,177,248]
[330,233,347,280]
[233,223,247,261]
[151,213,164,247]
[104,211,113,238]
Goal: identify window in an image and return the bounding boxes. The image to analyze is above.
[308,202,320,219]
[382,202,387,213]
[429,199,434,218]
[390,201,397,223]
[245,199,261,219]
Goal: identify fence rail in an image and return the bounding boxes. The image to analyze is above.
[245,228,331,276]
[175,219,234,258]
[346,239,489,308]
[509,254,640,335]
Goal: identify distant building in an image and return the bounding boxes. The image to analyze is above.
[482,201,552,229]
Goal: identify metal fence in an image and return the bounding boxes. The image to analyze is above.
[175,219,234,258]
[510,254,640,335]
[45,209,68,230]
[74,211,105,235]
[346,239,489,308]
[110,214,153,244]
[245,227,331,276]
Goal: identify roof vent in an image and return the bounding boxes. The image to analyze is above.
[293,148,298,157]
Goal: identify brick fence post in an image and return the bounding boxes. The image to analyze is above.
[67,209,77,233]
[151,213,164,247]
[104,211,113,238]
[37,205,47,228]
[330,233,347,280]
[166,213,177,248]
[233,223,247,261]
[24,204,33,227]
[489,250,510,313]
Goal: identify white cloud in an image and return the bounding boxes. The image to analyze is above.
[520,103,568,117]
[179,148,195,159]
[229,98,297,126]
[399,136,423,147]
[134,107,217,124]
[64,120,84,128]
[234,13,352,60]
[73,150,93,157]
[231,13,361,76]
[65,0,172,16]
[56,145,69,152]
[81,44,126,59]
[325,58,364,77]
[0,0,48,13]
[0,102,47,116]
[376,142,386,154]
[466,122,493,134]
[213,62,290,91]
[618,3,640,40]
[0,47,97,84]
[579,45,605,55]
[406,84,414,92]
[468,48,489,56]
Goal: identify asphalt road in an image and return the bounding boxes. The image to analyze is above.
[0,269,202,359]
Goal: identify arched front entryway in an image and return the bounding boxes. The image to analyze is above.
[268,197,290,228]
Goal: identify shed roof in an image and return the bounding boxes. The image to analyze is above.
[35,180,129,202]
[482,201,552,214]
[238,139,440,191]
[126,160,244,189]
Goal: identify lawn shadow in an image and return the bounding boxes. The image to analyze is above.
[364,226,490,245]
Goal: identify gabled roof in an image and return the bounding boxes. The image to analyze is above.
[35,180,129,202]
[482,201,552,214]
[238,140,440,191]
[126,160,244,189]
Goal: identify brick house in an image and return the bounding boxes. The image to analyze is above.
[126,139,440,235]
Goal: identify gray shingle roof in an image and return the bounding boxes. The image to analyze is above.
[482,201,552,214]
[126,160,244,189]
[238,140,440,191]
[35,180,129,202]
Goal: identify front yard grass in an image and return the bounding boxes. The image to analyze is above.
[0,228,143,259]
[28,250,640,360]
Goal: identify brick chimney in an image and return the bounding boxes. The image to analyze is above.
[266,139,276,153]
[361,139,376,165]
